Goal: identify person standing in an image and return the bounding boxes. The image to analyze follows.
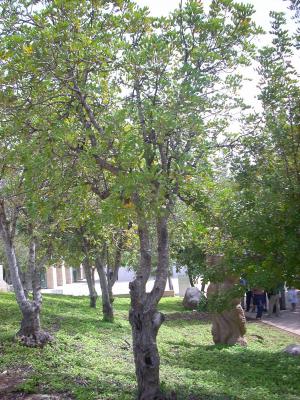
[246,289,253,312]
[287,287,298,311]
[253,288,265,319]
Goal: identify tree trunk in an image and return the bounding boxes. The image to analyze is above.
[0,205,51,347]
[108,278,114,304]
[207,279,247,347]
[188,270,195,287]
[129,306,165,400]
[201,280,206,292]
[96,256,114,322]
[17,302,51,347]
[129,214,169,399]
[167,271,174,291]
[107,235,123,304]
[83,257,98,308]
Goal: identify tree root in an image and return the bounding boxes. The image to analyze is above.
[16,330,53,348]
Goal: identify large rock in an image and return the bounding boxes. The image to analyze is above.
[283,344,300,356]
[183,287,201,309]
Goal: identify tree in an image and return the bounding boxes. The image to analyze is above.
[0,176,52,346]
[286,0,300,46]
[0,0,259,396]
[201,11,300,289]
[119,2,258,397]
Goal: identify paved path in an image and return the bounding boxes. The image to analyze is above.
[246,304,300,336]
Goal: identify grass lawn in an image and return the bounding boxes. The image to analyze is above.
[0,292,300,400]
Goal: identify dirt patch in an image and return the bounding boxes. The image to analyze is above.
[1,393,67,400]
[165,311,210,321]
[1,395,71,399]
[0,368,72,400]
[49,316,65,333]
[0,367,31,394]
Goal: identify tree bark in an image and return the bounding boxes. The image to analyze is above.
[82,257,98,308]
[201,280,206,292]
[129,307,165,400]
[188,270,195,287]
[167,271,174,291]
[129,214,169,399]
[0,202,51,347]
[207,278,247,347]
[96,255,114,322]
[107,234,123,304]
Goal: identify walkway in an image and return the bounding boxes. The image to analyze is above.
[246,304,300,336]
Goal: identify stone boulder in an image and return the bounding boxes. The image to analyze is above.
[183,287,201,309]
[283,344,300,356]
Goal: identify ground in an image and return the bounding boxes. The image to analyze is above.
[0,293,300,400]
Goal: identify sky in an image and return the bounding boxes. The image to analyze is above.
[136,0,295,29]
[135,0,299,115]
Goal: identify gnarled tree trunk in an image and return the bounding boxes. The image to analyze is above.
[207,277,247,347]
[129,306,165,400]
[129,214,169,400]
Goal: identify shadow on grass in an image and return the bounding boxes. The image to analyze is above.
[2,293,299,400]
[18,358,238,400]
[161,340,300,400]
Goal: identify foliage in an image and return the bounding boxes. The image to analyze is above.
[194,11,300,289]
[197,293,208,312]
[175,243,206,286]
[207,284,244,313]
[0,234,28,277]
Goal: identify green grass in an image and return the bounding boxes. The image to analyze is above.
[0,292,300,400]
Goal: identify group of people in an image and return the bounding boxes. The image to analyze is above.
[244,287,298,320]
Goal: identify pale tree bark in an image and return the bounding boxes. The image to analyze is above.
[94,234,124,322]
[107,234,123,304]
[167,270,174,291]
[82,256,98,308]
[0,201,51,347]
[129,213,169,400]
[96,253,114,322]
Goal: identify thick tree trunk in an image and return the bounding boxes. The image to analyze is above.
[129,307,165,400]
[129,214,169,399]
[96,256,114,322]
[1,240,50,346]
[17,302,51,347]
[207,278,247,347]
[83,257,98,308]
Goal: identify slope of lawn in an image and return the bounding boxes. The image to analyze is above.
[0,292,300,400]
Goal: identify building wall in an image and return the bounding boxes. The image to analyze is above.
[0,264,9,292]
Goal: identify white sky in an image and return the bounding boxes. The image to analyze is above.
[136,0,295,28]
